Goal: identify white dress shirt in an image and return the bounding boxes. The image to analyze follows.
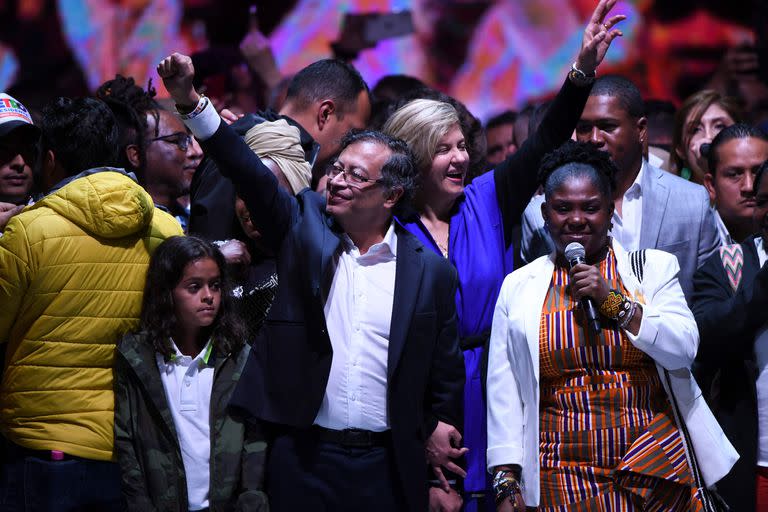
[713,208,735,246]
[753,237,768,466]
[314,222,397,432]
[181,100,398,432]
[156,339,214,511]
[609,160,646,252]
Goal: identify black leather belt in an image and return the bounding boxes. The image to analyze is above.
[312,426,391,448]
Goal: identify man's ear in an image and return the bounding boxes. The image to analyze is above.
[317,100,336,131]
[637,116,648,146]
[41,149,62,191]
[383,186,404,210]
[703,172,717,203]
[540,199,549,225]
[126,144,141,169]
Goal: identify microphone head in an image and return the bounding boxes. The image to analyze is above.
[564,242,585,262]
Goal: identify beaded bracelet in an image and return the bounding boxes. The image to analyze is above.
[618,300,638,329]
[599,289,627,318]
[493,470,522,507]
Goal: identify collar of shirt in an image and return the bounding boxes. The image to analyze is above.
[341,221,398,260]
[155,338,214,374]
[713,208,735,246]
[624,159,646,201]
[757,237,767,267]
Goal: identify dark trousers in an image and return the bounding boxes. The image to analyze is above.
[267,429,406,512]
[0,438,124,512]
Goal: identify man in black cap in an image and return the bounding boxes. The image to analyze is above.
[0,93,39,231]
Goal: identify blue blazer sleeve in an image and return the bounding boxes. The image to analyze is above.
[198,120,298,251]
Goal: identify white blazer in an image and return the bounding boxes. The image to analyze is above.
[486,241,738,506]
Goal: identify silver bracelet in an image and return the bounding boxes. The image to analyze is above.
[619,300,638,329]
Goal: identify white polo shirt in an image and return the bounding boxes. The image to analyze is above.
[156,339,214,511]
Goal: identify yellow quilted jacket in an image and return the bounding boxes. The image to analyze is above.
[0,169,183,461]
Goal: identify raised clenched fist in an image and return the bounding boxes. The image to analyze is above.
[156,53,200,109]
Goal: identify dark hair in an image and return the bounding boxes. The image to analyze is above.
[138,236,245,360]
[485,110,517,130]
[755,159,768,195]
[671,89,742,174]
[95,75,162,183]
[590,75,645,119]
[644,99,676,146]
[286,59,369,117]
[372,74,426,103]
[708,123,768,175]
[339,129,418,214]
[40,97,120,176]
[539,140,618,199]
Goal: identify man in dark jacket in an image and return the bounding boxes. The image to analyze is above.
[159,52,465,512]
[691,160,768,512]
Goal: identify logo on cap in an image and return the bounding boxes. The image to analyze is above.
[0,93,33,126]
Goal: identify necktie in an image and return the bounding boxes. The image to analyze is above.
[719,244,744,293]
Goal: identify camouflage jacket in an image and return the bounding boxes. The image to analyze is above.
[114,333,268,512]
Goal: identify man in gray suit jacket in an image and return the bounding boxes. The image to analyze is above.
[520,75,719,299]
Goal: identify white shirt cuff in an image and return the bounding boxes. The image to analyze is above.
[182,99,221,141]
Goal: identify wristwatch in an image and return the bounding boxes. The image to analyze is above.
[568,61,596,87]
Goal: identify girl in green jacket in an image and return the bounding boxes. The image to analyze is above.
[114,235,268,512]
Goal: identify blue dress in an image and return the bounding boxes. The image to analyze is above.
[398,76,591,506]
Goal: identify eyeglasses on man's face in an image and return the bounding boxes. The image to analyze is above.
[326,163,385,188]
[149,132,193,152]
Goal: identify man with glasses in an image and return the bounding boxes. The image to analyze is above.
[96,75,203,231]
[0,93,39,232]
[159,53,464,512]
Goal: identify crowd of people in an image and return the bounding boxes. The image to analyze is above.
[0,0,767,510]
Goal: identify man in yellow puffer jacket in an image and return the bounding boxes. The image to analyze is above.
[0,96,182,511]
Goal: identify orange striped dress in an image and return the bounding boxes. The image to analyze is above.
[537,249,704,511]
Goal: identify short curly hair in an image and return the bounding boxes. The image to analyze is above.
[539,140,618,199]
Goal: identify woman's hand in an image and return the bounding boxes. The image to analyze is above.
[219,239,252,267]
[426,421,468,491]
[570,263,610,304]
[428,487,463,512]
[497,492,527,512]
[575,0,626,74]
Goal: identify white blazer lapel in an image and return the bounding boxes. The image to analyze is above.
[523,255,556,384]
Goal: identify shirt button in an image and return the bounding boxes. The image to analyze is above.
[351,394,357,401]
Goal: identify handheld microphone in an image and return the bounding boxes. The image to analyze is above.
[564,242,601,333]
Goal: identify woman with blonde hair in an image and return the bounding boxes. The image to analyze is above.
[382,1,626,508]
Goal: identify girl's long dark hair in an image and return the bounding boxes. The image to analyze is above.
[138,236,245,359]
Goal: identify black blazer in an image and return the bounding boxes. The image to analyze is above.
[199,120,465,512]
[692,235,768,512]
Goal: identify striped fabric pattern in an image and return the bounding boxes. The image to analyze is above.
[537,249,703,511]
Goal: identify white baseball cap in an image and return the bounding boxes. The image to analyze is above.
[0,93,40,141]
